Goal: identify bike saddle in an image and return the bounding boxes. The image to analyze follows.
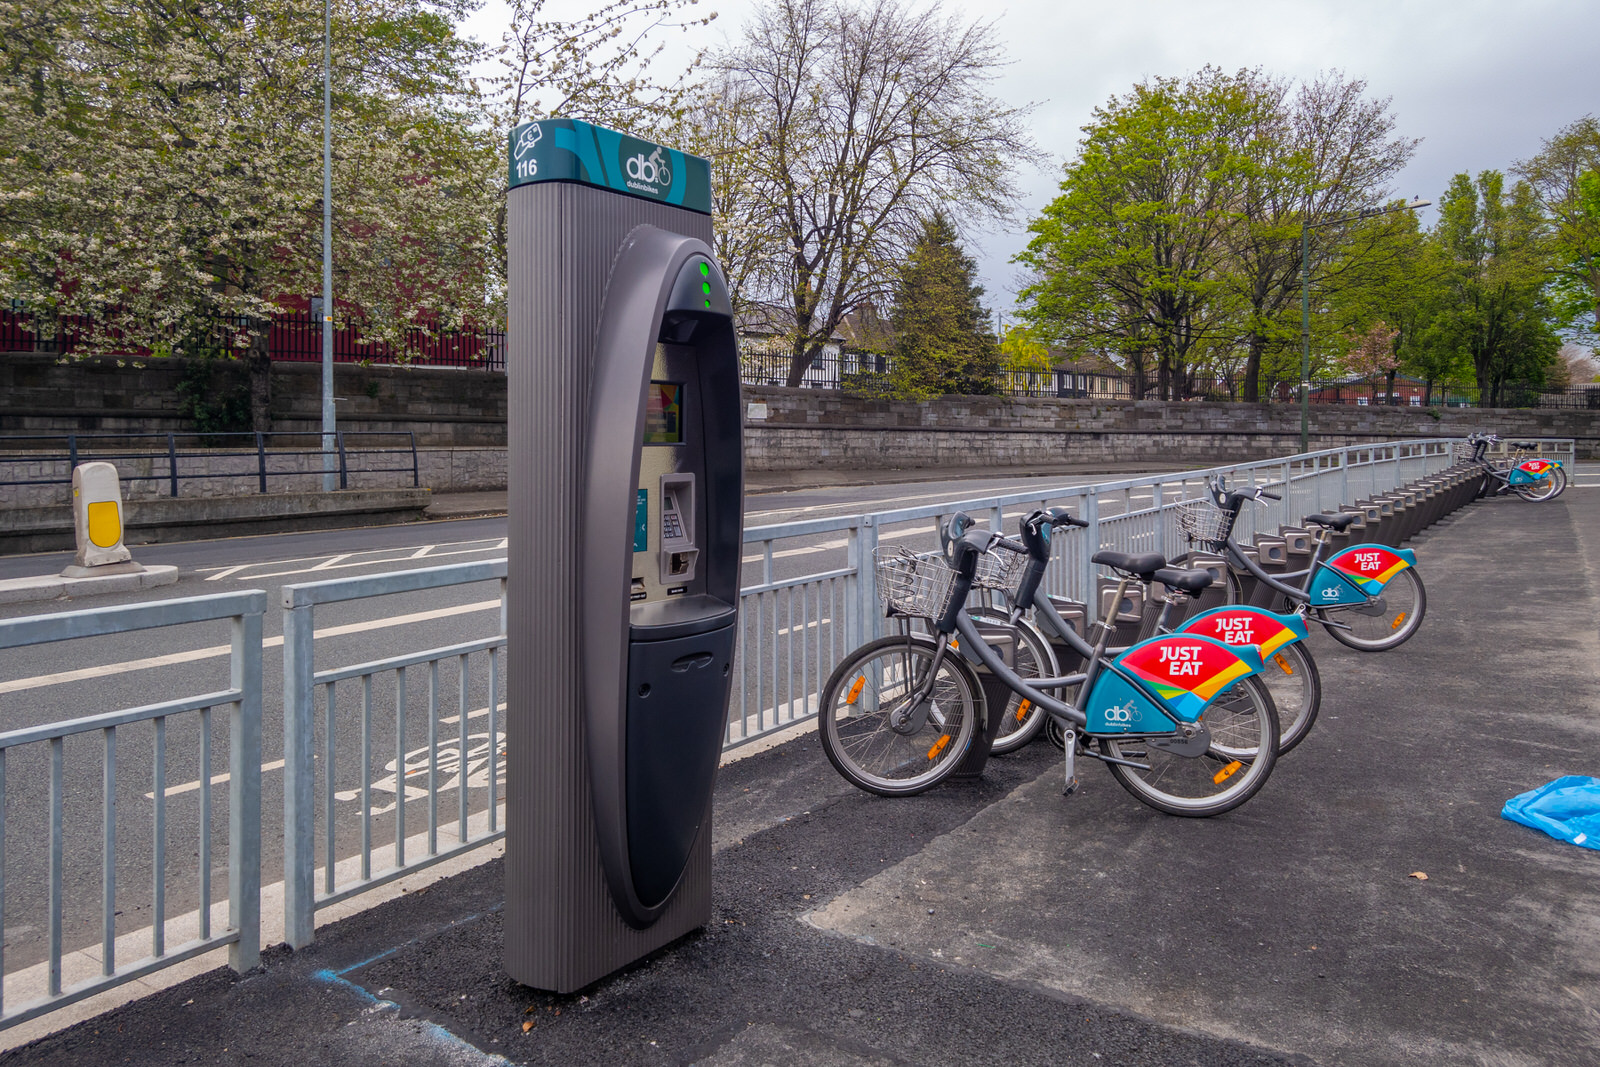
[1303,512,1357,532]
[1091,550,1166,577]
[1153,566,1212,596]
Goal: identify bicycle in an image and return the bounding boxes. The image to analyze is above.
[964,511,1321,757]
[1462,432,1565,501]
[1177,478,1426,652]
[818,509,1281,816]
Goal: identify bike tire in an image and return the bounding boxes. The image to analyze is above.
[818,633,982,796]
[1551,465,1569,499]
[1257,639,1320,754]
[1099,674,1279,817]
[969,610,1058,754]
[1513,472,1560,502]
[1315,566,1427,651]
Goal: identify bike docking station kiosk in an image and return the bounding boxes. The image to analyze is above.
[503,118,742,992]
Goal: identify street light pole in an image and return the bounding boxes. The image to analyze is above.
[1297,198,1431,454]
[320,0,337,491]
[1300,221,1311,454]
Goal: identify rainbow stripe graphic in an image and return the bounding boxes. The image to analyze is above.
[1328,546,1410,594]
[1116,636,1261,722]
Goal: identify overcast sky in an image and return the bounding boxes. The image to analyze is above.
[460,0,1599,313]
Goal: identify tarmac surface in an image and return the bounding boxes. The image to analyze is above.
[6,487,1600,1066]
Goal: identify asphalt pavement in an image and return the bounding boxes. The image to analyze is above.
[4,484,1599,1065]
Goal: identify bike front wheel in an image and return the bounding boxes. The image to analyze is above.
[1256,639,1321,754]
[1315,566,1427,651]
[969,610,1058,754]
[1099,675,1279,817]
[818,634,982,796]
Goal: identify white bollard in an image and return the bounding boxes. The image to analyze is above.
[66,461,137,571]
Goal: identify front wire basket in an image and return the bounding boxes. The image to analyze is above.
[1175,498,1235,549]
[971,545,1027,592]
[874,547,958,619]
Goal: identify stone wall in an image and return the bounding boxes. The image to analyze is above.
[0,353,506,445]
[5,356,1597,507]
[739,387,1600,467]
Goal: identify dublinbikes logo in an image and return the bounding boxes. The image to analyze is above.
[512,123,543,181]
[1102,701,1143,725]
[625,145,671,193]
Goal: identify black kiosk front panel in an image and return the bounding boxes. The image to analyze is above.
[504,120,740,991]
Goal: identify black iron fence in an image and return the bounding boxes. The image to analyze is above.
[1,307,504,370]
[0,431,418,505]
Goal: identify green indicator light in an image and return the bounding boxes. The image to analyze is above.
[698,262,710,277]
[701,282,711,295]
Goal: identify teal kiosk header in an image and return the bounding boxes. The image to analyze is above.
[503,120,741,993]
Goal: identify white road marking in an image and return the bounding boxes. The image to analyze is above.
[146,758,288,799]
[439,702,505,725]
[0,600,501,695]
[410,545,435,558]
[311,554,352,570]
[777,618,832,636]
[202,565,251,582]
[232,544,505,581]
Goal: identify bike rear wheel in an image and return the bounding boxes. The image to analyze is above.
[818,634,982,796]
[1513,472,1560,501]
[1099,675,1279,817]
[1315,566,1426,651]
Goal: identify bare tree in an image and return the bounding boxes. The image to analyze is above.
[713,0,1037,386]
[1222,71,1416,400]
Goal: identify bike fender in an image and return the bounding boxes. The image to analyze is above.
[1311,545,1416,604]
[1096,633,1263,727]
[1174,605,1308,658]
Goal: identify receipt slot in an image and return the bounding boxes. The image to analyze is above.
[503,119,739,991]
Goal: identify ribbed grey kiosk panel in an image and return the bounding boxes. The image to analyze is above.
[505,181,714,992]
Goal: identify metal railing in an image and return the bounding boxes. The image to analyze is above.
[0,435,1574,1022]
[0,592,263,1030]
[0,430,419,505]
[281,561,508,949]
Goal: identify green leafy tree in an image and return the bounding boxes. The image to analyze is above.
[1016,68,1263,400]
[1428,171,1560,405]
[887,212,998,399]
[1515,116,1600,345]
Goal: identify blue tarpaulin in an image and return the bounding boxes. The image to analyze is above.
[1502,776,1600,851]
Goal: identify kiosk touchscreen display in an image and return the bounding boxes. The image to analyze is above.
[644,381,684,444]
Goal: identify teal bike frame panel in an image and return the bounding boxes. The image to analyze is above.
[508,119,712,214]
[1085,633,1264,733]
[1509,459,1558,486]
[1086,669,1178,735]
[1309,545,1416,607]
